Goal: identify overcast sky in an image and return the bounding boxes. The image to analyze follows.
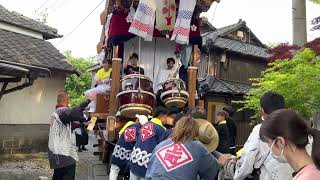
[1,0,320,58]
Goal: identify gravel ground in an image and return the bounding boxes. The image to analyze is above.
[0,152,90,180]
[0,159,53,180]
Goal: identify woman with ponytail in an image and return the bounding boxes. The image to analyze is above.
[260,109,320,180]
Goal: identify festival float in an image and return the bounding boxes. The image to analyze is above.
[88,0,220,168]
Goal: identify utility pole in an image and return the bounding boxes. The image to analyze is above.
[292,0,307,46]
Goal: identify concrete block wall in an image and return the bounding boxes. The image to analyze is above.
[0,124,49,154]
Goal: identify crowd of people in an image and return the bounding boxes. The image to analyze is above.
[49,62,320,180]
[48,91,320,180]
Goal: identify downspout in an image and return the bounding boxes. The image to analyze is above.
[0,82,8,101]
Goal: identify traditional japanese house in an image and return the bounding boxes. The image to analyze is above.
[0,4,75,154]
[198,19,269,144]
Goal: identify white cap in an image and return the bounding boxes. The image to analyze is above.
[136,114,148,125]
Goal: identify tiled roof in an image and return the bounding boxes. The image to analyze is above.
[200,76,251,95]
[0,29,74,73]
[215,20,244,36]
[0,4,61,39]
[202,19,269,59]
[204,36,269,58]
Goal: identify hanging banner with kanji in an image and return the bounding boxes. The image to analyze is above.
[155,0,176,31]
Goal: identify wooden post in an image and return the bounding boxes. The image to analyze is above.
[109,46,121,115]
[188,45,200,109]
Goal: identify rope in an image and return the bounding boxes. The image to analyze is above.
[138,37,141,92]
[152,38,156,79]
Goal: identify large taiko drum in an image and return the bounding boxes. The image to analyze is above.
[161,78,189,108]
[117,74,155,118]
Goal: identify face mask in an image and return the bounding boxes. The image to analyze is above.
[270,138,288,163]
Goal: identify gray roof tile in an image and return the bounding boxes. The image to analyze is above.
[0,4,61,39]
[0,29,74,73]
[200,76,251,95]
[202,20,269,59]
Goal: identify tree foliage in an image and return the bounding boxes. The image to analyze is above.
[309,0,320,4]
[240,48,320,119]
[309,0,320,30]
[267,43,301,62]
[268,38,320,62]
[65,51,94,106]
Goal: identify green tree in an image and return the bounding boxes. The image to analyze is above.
[65,51,95,106]
[309,0,320,4]
[240,48,320,119]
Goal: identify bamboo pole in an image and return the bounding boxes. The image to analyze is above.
[109,46,121,115]
[188,45,199,109]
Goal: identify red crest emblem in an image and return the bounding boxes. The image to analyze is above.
[124,127,136,142]
[140,123,155,141]
[156,143,193,172]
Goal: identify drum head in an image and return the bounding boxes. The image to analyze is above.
[121,74,152,82]
[164,97,188,108]
[119,104,152,118]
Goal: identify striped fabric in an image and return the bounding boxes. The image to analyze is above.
[171,0,197,44]
[129,1,157,41]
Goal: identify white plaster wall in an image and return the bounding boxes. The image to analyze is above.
[0,72,66,124]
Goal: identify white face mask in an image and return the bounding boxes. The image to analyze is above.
[270,138,288,163]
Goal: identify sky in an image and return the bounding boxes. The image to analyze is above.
[0,0,320,58]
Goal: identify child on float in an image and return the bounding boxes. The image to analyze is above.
[109,113,148,180]
[129,106,169,180]
[84,59,112,112]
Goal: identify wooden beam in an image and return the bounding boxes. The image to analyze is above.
[109,46,121,115]
[0,77,21,83]
[188,67,198,109]
[188,45,200,109]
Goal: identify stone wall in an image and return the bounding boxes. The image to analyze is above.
[0,124,49,154]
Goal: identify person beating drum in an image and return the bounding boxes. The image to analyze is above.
[154,57,179,106]
[123,53,145,75]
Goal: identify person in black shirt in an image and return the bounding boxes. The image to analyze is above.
[214,110,230,154]
[223,106,237,155]
[123,53,144,75]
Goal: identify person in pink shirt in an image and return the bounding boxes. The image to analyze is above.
[259,109,320,180]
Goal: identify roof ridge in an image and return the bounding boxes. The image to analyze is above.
[216,19,246,36]
[0,4,61,39]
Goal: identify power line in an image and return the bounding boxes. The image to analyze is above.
[55,0,105,46]
[49,0,71,14]
[33,0,51,14]
[45,0,61,12]
[210,3,219,24]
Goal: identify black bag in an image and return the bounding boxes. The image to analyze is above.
[245,168,260,180]
[75,127,88,146]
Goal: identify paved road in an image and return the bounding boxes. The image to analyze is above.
[77,132,108,180]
